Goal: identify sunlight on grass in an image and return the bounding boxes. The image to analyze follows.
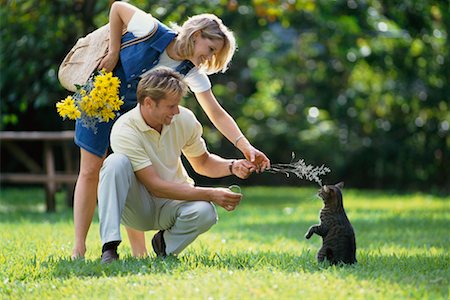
[0,186,448,299]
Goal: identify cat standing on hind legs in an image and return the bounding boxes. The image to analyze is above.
[305,182,357,265]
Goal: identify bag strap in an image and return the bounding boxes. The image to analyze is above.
[120,21,159,50]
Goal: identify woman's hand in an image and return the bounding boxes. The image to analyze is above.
[98,1,136,72]
[237,138,270,173]
[245,146,270,173]
[98,52,120,73]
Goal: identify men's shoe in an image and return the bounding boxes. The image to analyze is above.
[151,230,167,257]
[101,249,119,264]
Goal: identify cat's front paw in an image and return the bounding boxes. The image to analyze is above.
[305,231,313,239]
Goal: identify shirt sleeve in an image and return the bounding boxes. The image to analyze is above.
[127,10,156,38]
[110,123,152,171]
[184,68,212,94]
[181,110,208,158]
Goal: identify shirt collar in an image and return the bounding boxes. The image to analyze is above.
[132,105,152,132]
[132,104,178,133]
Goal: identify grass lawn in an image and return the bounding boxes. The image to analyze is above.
[0,186,448,299]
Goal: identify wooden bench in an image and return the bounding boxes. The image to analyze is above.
[0,131,79,212]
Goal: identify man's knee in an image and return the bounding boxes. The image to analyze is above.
[102,153,132,174]
[194,202,218,233]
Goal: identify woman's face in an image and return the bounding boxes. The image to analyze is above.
[190,31,224,67]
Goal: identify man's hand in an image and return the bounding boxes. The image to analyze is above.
[209,187,242,211]
[231,159,256,179]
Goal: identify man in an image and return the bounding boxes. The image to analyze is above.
[98,67,256,263]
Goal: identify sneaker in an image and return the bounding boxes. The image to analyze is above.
[151,230,167,257]
[101,249,119,264]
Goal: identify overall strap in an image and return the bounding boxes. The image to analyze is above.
[116,20,195,105]
[120,22,159,50]
[175,60,195,76]
[119,20,178,83]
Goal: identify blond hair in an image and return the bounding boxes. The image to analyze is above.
[171,14,237,75]
[137,67,188,104]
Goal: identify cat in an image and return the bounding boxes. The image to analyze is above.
[305,182,357,265]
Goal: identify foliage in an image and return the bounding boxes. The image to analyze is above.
[0,187,449,299]
[0,0,110,130]
[1,0,448,190]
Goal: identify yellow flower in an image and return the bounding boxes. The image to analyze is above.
[80,95,97,117]
[56,96,81,120]
[56,69,123,131]
[107,96,124,111]
[103,71,113,81]
[94,77,105,89]
[107,76,120,91]
[100,108,116,122]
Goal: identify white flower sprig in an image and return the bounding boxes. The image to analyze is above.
[266,152,331,186]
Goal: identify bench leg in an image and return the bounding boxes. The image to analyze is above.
[44,142,56,212]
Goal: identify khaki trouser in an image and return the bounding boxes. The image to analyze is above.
[98,153,218,255]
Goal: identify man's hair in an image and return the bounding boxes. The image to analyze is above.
[136,67,188,104]
[171,14,237,75]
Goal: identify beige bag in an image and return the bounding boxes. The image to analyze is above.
[58,24,111,92]
[58,21,159,92]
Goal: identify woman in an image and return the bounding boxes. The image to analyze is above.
[72,1,270,259]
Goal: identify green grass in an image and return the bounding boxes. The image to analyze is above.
[0,186,448,299]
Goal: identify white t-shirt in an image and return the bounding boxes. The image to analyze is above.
[127,10,211,94]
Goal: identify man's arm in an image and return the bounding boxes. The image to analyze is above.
[135,164,242,211]
[187,151,255,179]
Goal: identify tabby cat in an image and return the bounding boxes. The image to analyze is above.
[305,182,357,265]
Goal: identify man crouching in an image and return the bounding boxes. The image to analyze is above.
[98,67,256,263]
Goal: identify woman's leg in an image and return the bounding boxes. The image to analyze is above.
[125,227,148,257]
[72,148,105,258]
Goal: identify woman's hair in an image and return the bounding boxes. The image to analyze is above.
[137,67,188,104]
[171,14,237,75]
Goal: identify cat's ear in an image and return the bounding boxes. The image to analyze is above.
[335,182,344,189]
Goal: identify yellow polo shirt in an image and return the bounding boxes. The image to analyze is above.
[110,105,207,185]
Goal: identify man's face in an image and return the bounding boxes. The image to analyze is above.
[147,93,181,127]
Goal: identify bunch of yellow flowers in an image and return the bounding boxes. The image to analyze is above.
[56,70,124,133]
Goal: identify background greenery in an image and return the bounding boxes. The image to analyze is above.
[0,187,448,299]
[1,0,449,191]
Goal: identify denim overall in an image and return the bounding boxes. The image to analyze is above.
[75,20,194,157]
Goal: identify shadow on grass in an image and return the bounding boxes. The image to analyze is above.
[47,249,322,279]
[46,249,448,294]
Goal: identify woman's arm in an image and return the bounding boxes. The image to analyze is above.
[98,2,142,72]
[194,89,271,171]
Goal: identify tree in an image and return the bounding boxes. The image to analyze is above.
[1,0,448,191]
